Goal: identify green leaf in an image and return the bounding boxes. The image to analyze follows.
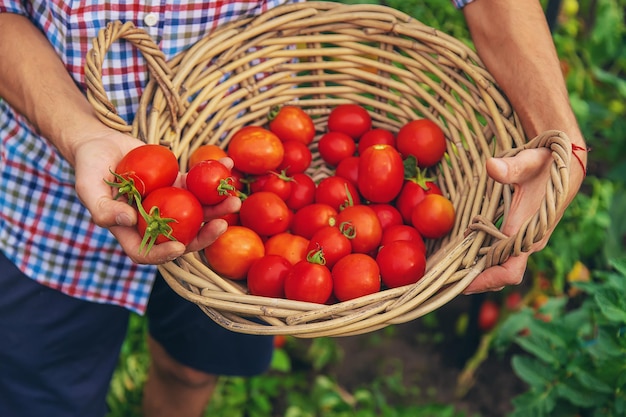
[270,348,292,372]
[511,355,556,388]
[510,388,557,417]
[556,378,607,407]
[575,368,615,394]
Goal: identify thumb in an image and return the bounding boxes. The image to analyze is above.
[486,148,551,185]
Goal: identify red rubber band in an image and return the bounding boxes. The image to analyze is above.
[571,143,589,176]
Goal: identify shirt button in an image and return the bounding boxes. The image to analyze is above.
[144,13,159,27]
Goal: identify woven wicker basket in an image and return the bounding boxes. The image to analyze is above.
[86,1,573,337]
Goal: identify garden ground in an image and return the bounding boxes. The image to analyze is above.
[325,294,527,417]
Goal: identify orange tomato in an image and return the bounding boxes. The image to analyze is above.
[188,144,227,168]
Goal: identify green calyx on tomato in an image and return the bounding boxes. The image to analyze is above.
[403,155,437,189]
[106,169,143,205]
[136,203,177,254]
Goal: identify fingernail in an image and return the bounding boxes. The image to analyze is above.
[116,212,132,227]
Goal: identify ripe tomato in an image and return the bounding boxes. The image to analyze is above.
[204,225,265,280]
[395,180,443,224]
[315,176,361,212]
[188,144,227,168]
[307,225,352,269]
[264,232,310,265]
[112,144,178,200]
[317,131,356,167]
[411,194,455,239]
[259,171,293,201]
[396,119,447,167]
[227,126,284,175]
[376,240,426,288]
[285,173,316,211]
[239,191,291,237]
[357,144,404,203]
[327,103,372,139]
[369,204,403,230]
[247,254,292,298]
[277,140,313,175]
[268,105,315,145]
[284,258,333,304]
[478,300,500,331]
[136,187,203,251]
[290,203,337,239]
[332,253,381,301]
[358,128,395,154]
[380,224,426,254]
[185,160,236,206]
[336,205,382,254]
[335,155,360,187]
[506,292,523,311]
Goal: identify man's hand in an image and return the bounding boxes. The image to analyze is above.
[72,129,238,264]
[464,143,584,294]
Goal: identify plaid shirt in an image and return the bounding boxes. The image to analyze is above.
[0,0,297,314]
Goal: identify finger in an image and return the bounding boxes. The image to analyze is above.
[77,181,138,228]
[185,218,228,253]
[203,195,242,220]
[463,254,528,294]
[486,147,551,185]
[109,225,186,264]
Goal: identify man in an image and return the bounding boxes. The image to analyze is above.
[0,0,586,416]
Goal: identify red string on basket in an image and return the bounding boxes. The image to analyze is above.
[571,143,589,177]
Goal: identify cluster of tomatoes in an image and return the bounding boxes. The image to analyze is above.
[204,103,455,304]
[110,103,455,305]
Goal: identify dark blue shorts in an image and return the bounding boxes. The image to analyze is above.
[0,251,274,417]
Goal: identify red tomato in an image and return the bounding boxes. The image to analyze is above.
[380,224,426,254]
[277,140,313,175]
[358,128,395,154]
[239,191,292,237]
[357,145,404,203]
[396,119,447,167]
[332,253,381,301]
[315,176,361,212]
[229,168,246,194]
[506,292,523,311]
[327,104,372,139]
[247,254,292,298]
[317,131,356,167]
[478,300,500,331]
[336,205,382,254]
[186,160,236,206]
[411,194,455,239]
[136,187,203,251]
[249,173,270,194]
[335,156,360,187]
[290,203,337,239]
[376,240,426,288]
[268,105,315,145]
[395,180,443,224]
[112,144,178,200]
[259,171,293,201]
[264,232,310,265]
[188,144,227,168]
[221,212,240,226]
[285,173,316,211]
[307,225,352,269]
[227,126,284,175]
[284,259,333,304]
[369,204,403,230]
[204,225,265,280]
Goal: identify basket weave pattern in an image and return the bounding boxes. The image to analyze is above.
[86,2,572,337]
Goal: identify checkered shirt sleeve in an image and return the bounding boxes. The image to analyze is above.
[0,0,300,313]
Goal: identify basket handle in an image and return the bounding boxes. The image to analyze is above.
[470,130,572,268]
[84,21,180,133]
